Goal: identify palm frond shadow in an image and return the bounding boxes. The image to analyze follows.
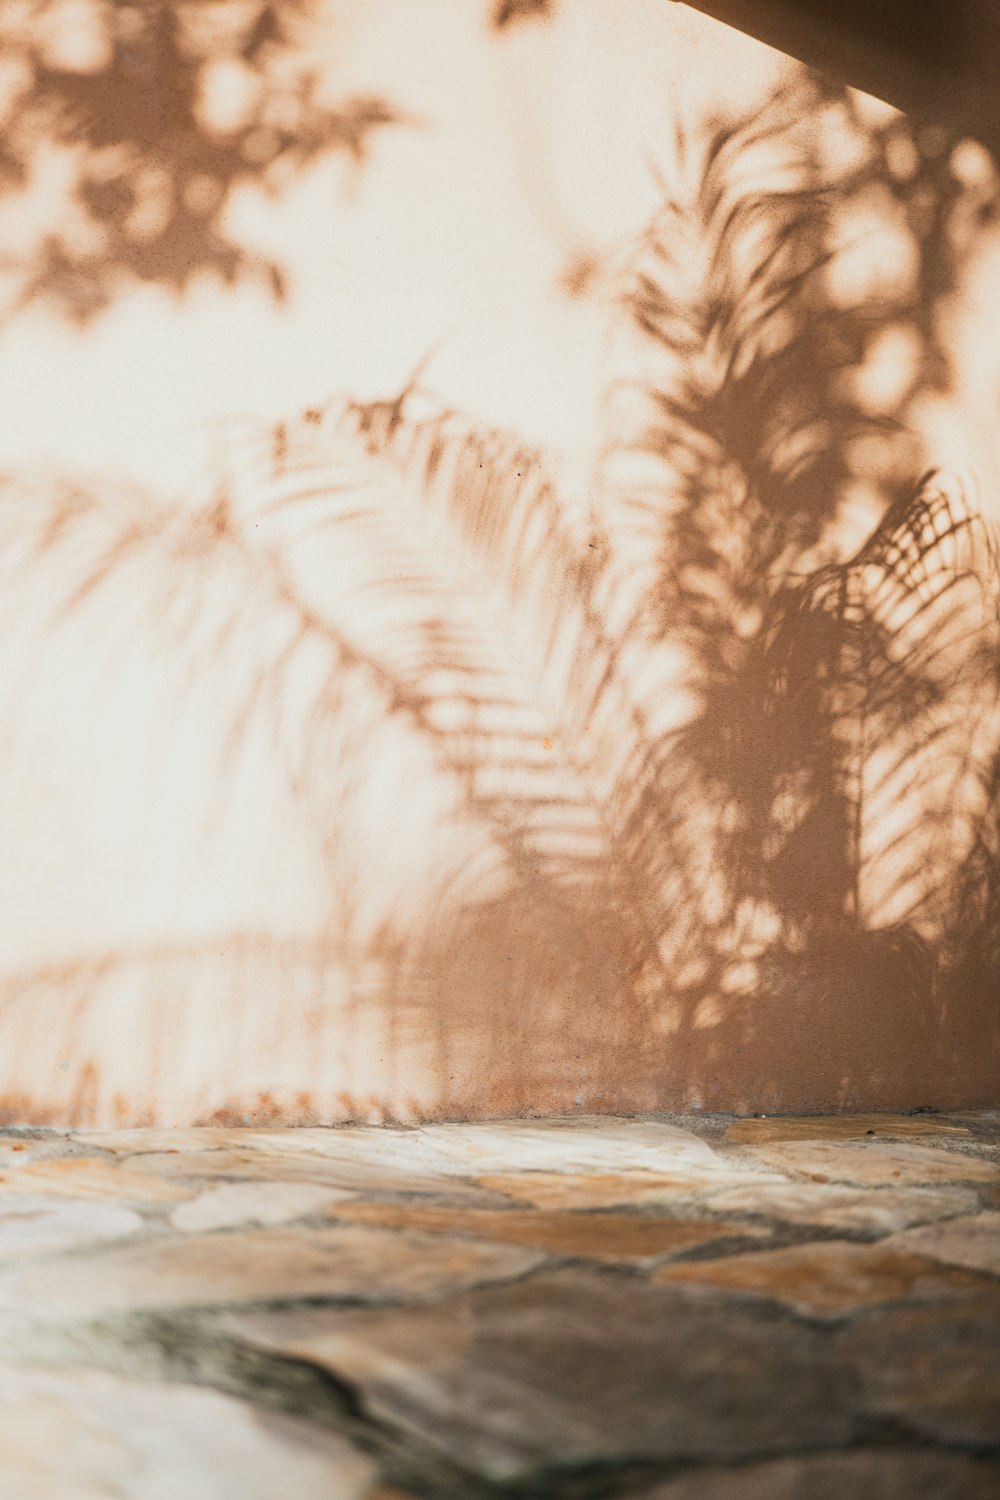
[600,79,1000,1108]
[2,76,999,1123]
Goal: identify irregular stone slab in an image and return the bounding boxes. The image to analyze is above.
[331,1202,766,1262]
[0,1224,544,1320]
[88,1127,468,1180]
[90,1124,768,1201]
[226,1271,858,1482]
[702,1181,978,1234]
[172,1181,353,1233]
[75,1129,251,1155]
[479,1168,766,1209]
[236,1127,468,1176]
[884,1213,1000,1276]
[747,1140,999,1186]
[0,1197,142,1261]
[0,1363,374,1500]
[0,1157,193,1204]
[632,1450,1000,1499]
[415,1119,733,1177]
[837,1300,1000,1447]
[654,1241,991,1317]
[0,1138,74,1170]
[128,1149,489,1200]
[726,1114,970,1145]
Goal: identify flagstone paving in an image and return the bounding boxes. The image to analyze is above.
[0,1111,997,1498]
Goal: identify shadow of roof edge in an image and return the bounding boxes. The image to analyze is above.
[674,0,1000,156]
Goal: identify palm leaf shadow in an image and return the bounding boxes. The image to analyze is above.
[0,385,659,1120]
[598,77,1000,1105]
[2,76,1000,1122]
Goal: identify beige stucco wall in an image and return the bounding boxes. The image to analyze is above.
[0,1,997,1125]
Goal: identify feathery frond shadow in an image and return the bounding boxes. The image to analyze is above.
[1,70,999,1123]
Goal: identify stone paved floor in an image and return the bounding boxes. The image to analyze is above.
[0,1113,998,1498]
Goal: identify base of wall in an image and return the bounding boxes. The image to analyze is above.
[4,939,996,1128]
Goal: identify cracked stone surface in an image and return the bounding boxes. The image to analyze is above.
[223,1271,859,1480]
[0,1110,997,1498]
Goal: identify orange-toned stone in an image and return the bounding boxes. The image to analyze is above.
[130,1148,495,1200]
[654,1241,991,1316]
[332,1201,765,1261]
[0,1138,71,1169]
[0,1156,193,1203]
[478,1170,759,1210]
[73,1129,249,1155]
[746,1140,999,1187]
[0,1224,545,1320]
[725,1114,969,1145]
[83,1126,469,1180]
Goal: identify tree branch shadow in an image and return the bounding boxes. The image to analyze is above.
[0,1,407,321]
